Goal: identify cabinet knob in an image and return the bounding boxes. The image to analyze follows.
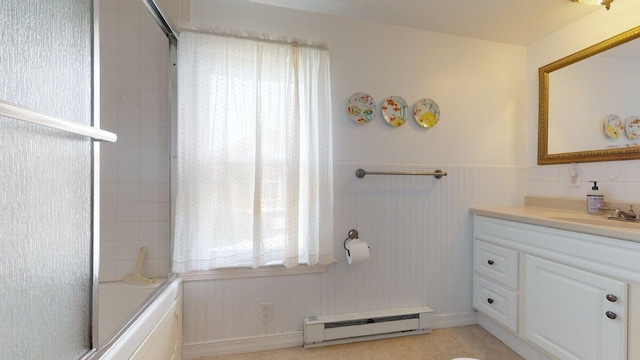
[487,260,494,265]
[487,298,494,304]
[606,311,617,320]
[606,294,618,302]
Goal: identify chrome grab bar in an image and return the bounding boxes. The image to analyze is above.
[0,99,117,142]
[355,168,447,179]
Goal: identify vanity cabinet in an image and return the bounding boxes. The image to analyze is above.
[472,241,518,332]
[525,255,626,360]
[472,215,640,360]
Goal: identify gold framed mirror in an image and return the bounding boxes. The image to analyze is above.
[538,25,640,165]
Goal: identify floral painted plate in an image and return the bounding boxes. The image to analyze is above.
[347,92,376,124]
[413,98,440,128]
[381,96,407,127]
[625,116,640,140]
[604,114,623,139]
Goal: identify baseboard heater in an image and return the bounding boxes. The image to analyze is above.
[303,305,434,348]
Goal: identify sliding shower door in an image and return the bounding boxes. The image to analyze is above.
[0,0,96,358]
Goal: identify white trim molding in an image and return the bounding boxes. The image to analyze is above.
[180,312,478,359]
[179,263,330,281]
[433,311,479,329]
[182,332,303,359]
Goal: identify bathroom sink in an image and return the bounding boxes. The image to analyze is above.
[549,216,640,230]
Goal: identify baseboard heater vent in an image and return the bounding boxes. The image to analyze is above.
[303,305,434,348]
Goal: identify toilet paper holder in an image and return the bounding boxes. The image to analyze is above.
[343,229,359,256]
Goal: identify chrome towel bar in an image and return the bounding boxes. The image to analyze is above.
[355,168,447,179]
[0,99,117,142]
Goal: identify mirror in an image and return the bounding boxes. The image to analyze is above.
[538,25,640,164]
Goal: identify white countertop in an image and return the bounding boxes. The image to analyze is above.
[470,206,640,243]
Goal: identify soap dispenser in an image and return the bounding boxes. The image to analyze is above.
[587,181,604,215]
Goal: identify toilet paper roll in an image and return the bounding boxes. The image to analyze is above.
[346,239,370,265]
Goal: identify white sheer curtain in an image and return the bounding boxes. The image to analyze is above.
[173,31,333,272]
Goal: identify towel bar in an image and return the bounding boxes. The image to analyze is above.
[355,169,447,179]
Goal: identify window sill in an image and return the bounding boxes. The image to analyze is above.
[179,262,333,281]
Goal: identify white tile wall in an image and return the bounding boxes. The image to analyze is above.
[99,0,170,282]
[527,160,640,202]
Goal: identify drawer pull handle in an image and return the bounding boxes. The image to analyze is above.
[606,294,618,302]
[487,260,494,265]
[606,311,617,320]
[487,298,494,304]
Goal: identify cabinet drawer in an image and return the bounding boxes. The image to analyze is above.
[473,274,518,332]
[474,240,518,289]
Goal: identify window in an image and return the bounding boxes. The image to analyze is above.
[173,31,333,272]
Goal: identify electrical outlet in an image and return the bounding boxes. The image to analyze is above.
[567,170,581,187]
[567,164,581,188]
[260,302,272,322]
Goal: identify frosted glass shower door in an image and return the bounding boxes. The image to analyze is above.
[0,0,97,358]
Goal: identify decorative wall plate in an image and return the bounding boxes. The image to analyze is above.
[413,98,440,128]
[381,96,407,127]
[604,114,623,139]
[347,92,376,124]
[625,116,640,140]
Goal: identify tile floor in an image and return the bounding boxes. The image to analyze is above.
[206,325,524,360]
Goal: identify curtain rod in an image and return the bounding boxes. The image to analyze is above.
[179,24,330,51]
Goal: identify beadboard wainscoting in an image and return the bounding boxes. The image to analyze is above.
[182,164,526,358]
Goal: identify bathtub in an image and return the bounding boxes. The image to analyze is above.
[92,275,182,359]
[98,281,162,346]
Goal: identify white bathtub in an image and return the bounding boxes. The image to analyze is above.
[92,276,182,360]
[98,281,161,347]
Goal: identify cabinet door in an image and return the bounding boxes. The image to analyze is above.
[524,255,627,360]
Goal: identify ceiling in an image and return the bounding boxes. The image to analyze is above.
[248,0,606,45]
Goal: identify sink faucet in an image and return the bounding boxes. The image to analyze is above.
[600,204,638,220]
[620,205,637,219]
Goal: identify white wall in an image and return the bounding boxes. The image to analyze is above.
[99,0,170,282]
[181,0,528,353]
[183,165,525,350]
[526,1,640,202]
[189,0,528,167]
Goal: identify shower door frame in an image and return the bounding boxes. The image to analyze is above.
[89,0,102,355]
[141,0,179,280]
[89,0,179,356]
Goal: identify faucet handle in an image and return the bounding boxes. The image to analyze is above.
[598,205,623,217]
[628,205,636,217]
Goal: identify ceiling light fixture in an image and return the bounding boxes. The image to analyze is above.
[571,0,613,10]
